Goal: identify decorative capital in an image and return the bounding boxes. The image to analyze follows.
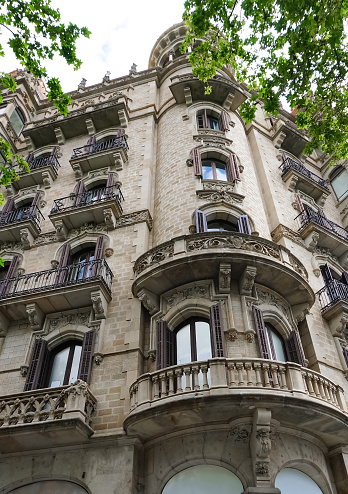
[227,329,238,341]
[94,353,103,365]
[219,263,231,293]
[20,365,28,377]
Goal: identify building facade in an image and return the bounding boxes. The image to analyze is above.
[0,22,348,494]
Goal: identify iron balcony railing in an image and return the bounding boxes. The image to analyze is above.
[317,280,348,311]
[71,136,129,160]
[50,184,124,215]
[0,205,44,230]
[280,157,329,191]
[0,259,113,300]
[27,155,60,175]
[296,208,348,242]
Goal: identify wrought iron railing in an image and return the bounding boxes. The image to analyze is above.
[50,184,124,214]
[0,259,113,300]
[296,208,348,242]
[71,136,128,160]
[27,155,60,174]
[0,205,44,230]
[317,280,348,310]
[280,157,329,190]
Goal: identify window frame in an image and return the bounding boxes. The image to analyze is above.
[329,165,348,201]
[45,340,83,388]
[9,106,25,135]
[201,158,227,181]
[175,317,211,364]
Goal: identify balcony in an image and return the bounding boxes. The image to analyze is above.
[280,157,330,204]
[49,184,124,237]
[0,259,113,323]
[124,358,347,445]
[132,232,314,308]
[0,205,44,245]
[12,154,60,190]
[316,282,348,337]
[0,380,96,453]
[70,135,129,177]
[296,209,348,258]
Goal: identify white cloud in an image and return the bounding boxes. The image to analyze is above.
[1,0,185,92]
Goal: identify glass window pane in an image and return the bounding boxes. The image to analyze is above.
[9,109,24,135]
[275,468,323,494]
[195,321,212,361]
[162,465,243,494]
[269,329,286,362]
[176,325,191,364]
[68,345,82,383]
[49,347,70,387]
[209,117,219,130]
[331,169,348,200]
[215,162,227,181]
[202,164,214,180]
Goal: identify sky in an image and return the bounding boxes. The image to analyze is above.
[1,0,186,93]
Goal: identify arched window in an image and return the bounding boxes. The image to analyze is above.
[191,148,241,183]
[195,210,251,234]
[196,109,230,131]
[24,331,96,391]
[207,219,238,232]
[156,304,225,370]
[275,468,323,494]
[264,323,287,362]
[9,106,25,135]
[162,465,243,494]
[202,158,228,181]
[8,480,88,493]
[329,165,348,201]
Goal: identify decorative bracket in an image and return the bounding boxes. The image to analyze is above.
[219,263,231,293]
[273,131,286,149]
[239,266,257,296]
[85,118,96,135]
[42,171,52,189]
[72,163,83,180]
[54,127,66,145]
[53,220,68,241]
[25,303,44,330]
[223,92,235,111]
[184,86,192,105]
[91,290,107,320]
[250,408,272,486]
[103,208,116,230]
[20,228,33,250]
[118,109,128,127]
[138,288,159,315]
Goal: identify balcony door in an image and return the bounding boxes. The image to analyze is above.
[176,319,212,365]
[71,247,95,281]
[48,341,82,387]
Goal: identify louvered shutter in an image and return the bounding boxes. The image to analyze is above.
[87,135,96,153]
[116,129,125,138]
[77,330,96,383]
[156,320,175,370]
[226,154,240,182]
[280,150,287,162]
[1,198,14,215]
[94,236,105,260]
[253,306,271,359]
[106,173,114,199]
[30,191,41,218]
[202,110,209,129]
[25,152,34,164]
[295,193,305,213]
[238,215,251,234]
[195,209,207,233]
[197,114,204,129]
[285,331,306,366]
[192,147,202,176]
[0,255,19,297]
[73,180,86,206]
[210,303,225,357]
[218,111,230,131]
[56,243,71,285]
[49,147,58,165]
[24,339,49,391]
[343,347,348,367]
[342,272,348,285]
[320,264,333,284]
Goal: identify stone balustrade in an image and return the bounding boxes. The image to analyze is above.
[0,380,96,429]
[129,358,346,414]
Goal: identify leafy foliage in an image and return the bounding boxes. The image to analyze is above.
[182,0,348,162]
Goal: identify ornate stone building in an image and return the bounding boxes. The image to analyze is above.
[0,22,347,494]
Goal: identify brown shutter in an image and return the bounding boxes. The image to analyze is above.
[202,109,209,129]
[106,172,114,188]
[24,339,49,391]
[156,320,175,370]
[238,215,251,234]
[87,135,96,153]
[195,209,207,233]
[117,129,125,138]
[94,236,105,260]
[1,198,15,215]
[191,147,202,176]
[226,154,241,182]
[197,114,204,129]
[295,193,305,213]
[25,152,34,163]
[56,243,71,285]
[77,330,96,383]
[285,331,306,366]
[30,191,41,210]
[210,303,225,357]
[73,180,86,206]
[320,264,333,284]
[343,347,348,367]
[280,150,287,162]
[218,110,230,131]
[253,306,271,359]
[0,255,20,297]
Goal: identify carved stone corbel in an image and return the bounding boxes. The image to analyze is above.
[118,109,127,127]
[148,349,156,361]
[72,163,83,180]
[5,183,15,197]
[239,266,257,296]
[184,86,192,105]
[25,135,35,153]
[53,220,68,241]
[54,127,66,145]
[304,231,319,251]
[317,192,329,208]
[223,92,235,111]
[287,175,298,192]
[91,290,107,320]
[20,228,33,250]
[219,263,231,293]
[250,408,272,486]
[25,303,44,330]
[113,151,126,170]
[138,288,159,315]
[227,329,238,341]
[339,252,348,271]
[85,118,96,135]
[0,312,9,340]
[274,132,286,149]
[42,171,51,189]
[103,208,116,230]
[93,352,103,365]
[20,365,28,377]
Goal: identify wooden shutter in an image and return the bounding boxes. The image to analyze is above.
[202,110,209,129]
[25,152,34,163]
[56,243,71,285]
[341,272,348,285]
[210,303,225,357]
[197,114,204,129]
[285,331,306,366]
[320,264,333,284]
[218,110,230,131]
[1,198,14,215]
[117,129,125,138]
[73,180,86,206]
[238,215,251,234]
[343,347,348,367]
[191,147,202,176]
[106,173,114,188]
[295,193,305,213]
[87,135,96,152]
[253,306,271,359]
[195,209,207,233]
[0,255,20,297]
[77,330,96,383]
[156,320,175,370]
[24,339,49,391]
[226,154,241,182]
[280,150,287,162]
[94,236,105,260]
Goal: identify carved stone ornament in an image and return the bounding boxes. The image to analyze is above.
[25,303,44,330]
[239,266,257,296]
[245,332,255,343]
[42,171,51,189]
[229,425,251,443]
[219,263,231,293]
[134,241,174,275]
[103,208,115,230]
[104,248,114,257]
[148,349,156,361]
[72,163,83,180]
[20,365,28,377]
[20,228,32,250]
[54,220,68,241]
[305,231,320,252]
[197,189,244,205]
[138,288,159,315]
[334,316,348,338]
[164,283,211,310]
[46,310,91,333]
[273,131,286,149]
[91,291,106,320]
[93,353,103,365]
[256,287,291,320]
[255,461,269,476]
[271,224,306,248]
[227,329,238,341]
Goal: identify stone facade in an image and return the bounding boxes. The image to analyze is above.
[0,23,347,494]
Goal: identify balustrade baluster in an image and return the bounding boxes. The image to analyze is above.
[184,367,192,392]
[253,363,262,387]
[152,376,159,400]
[317,379,326,400]
[245,363,253,386]
[227,363,236,388]
[167,371,174,395]
[271,365,280,388]
[312,377,321,397]
[262,363,271,388]
[159,373,167,397]
[279,367,288,389]
[175,368,183,394]
[236,363,244,386]
[201,365,209,389]
[192,366,200,391]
